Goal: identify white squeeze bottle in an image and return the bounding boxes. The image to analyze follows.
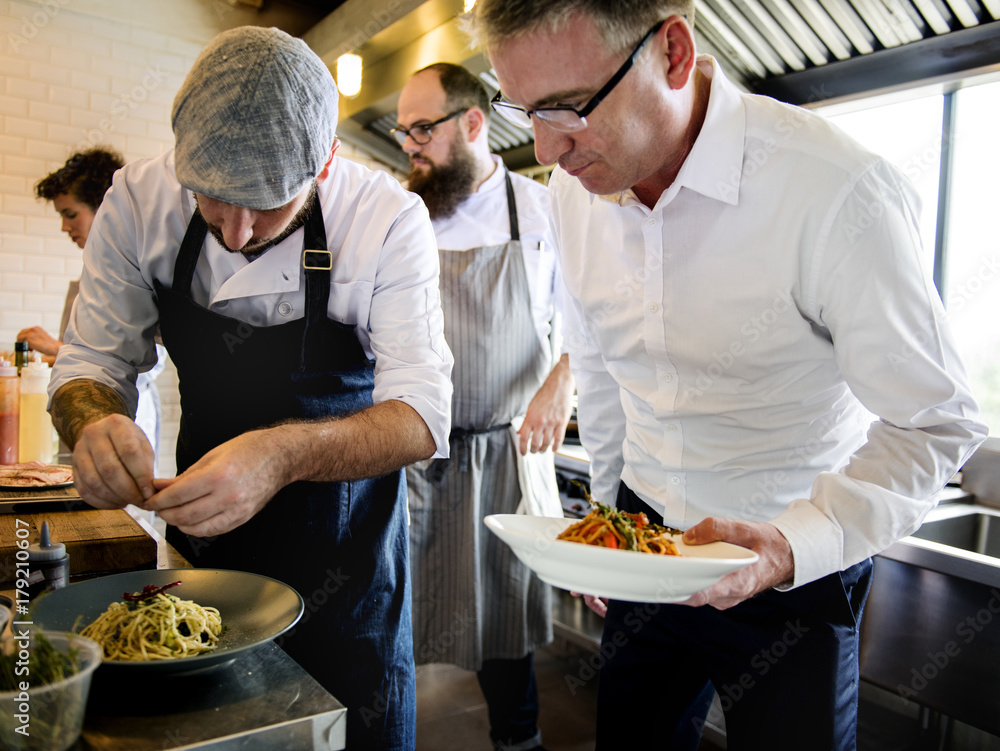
[19,353,55,464]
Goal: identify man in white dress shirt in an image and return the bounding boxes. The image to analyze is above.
[48,27,453,751]
[397,63,573,751]
[471,1,988,749]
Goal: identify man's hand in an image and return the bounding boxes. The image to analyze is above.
[518,354,574,455]
[71,413,156,508]
[52,379,152,508]
[144,401,436,538]
[16,326,61,357]
[679,518,794,610]
[572,592,609,618]
[144,429,291,538]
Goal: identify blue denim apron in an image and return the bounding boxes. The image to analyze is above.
[153,200,415,750]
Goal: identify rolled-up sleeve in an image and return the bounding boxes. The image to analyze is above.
[367,199,454,458]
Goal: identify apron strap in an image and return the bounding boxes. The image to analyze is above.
[504,168,556,362]
[167,192,332,373]
[504,168,520,242]
[171,207,210,297]
[301,195,332,372]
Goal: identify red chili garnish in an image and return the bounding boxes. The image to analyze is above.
[122,581,182,602]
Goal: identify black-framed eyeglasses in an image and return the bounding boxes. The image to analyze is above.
[390,109,468,146]
[491,20,665,133]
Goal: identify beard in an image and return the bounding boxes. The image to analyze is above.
[406,135,478,220]
[199,181,318,260]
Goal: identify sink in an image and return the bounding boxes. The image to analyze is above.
[859,500,1000,738]
[909,503,1000,557]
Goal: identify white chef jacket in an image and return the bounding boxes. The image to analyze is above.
[551,56,987,588]
[431,155,562,352]
[50,149,454,459]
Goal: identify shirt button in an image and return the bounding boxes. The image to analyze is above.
[671,476,681,485]
[645,217,657,227]
[666,424,677,432]
[277,301,293,317]
[217,300,228,308]
[662,374,673,382]
[647,303,658,313]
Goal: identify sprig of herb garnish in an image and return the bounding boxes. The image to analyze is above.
[0,631,81,691]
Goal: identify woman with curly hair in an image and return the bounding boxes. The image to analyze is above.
[35,147,123,250]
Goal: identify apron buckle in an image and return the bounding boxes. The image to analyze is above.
[303,249,333,270]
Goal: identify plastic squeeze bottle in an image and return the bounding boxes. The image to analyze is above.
[19,353,54,464]
[0,360,19,465]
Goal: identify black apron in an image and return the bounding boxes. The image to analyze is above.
[153,201,415,750]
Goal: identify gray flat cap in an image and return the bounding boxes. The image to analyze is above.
[172,26,338,210]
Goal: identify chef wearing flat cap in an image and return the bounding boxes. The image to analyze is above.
[49,26,453,751]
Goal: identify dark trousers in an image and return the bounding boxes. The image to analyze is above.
[595,484,873,751]
[477,653,541,750]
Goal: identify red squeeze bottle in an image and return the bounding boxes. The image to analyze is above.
[0,360,19,465]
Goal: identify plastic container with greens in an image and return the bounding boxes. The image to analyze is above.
[0,630,102,751]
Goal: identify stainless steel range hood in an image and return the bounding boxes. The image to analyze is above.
[298,0,1000,173]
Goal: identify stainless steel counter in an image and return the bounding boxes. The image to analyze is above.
[860,495,1000,738]
[74,640,346,750]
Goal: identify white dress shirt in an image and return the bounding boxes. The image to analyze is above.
[432,155,562,352]
[51,149,454,458]
[551,56,987,588]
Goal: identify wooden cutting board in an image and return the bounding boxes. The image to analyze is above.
[0,509,157,585]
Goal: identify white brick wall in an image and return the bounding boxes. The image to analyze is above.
[0,0,404,477]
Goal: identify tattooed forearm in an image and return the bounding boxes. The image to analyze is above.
[51,379,130,449]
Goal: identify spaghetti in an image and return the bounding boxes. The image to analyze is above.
[557,501,682,555]
[80,582,223,661]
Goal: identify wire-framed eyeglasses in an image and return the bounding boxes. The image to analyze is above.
[390,109,468,145]
[491,20,665,133]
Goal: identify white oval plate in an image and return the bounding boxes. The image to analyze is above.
[485,514,759,602]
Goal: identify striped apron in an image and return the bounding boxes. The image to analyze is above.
[407,170,554,671]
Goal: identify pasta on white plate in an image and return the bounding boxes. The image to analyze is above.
[80,581,223,661]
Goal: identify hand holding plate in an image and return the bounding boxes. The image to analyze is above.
[678,518,794,610]
[570,592,609,618]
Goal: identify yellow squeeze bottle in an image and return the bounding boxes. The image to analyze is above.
[19,353,55,464]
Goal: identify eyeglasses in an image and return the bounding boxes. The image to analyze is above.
[390,109,468,146]
[491,20,665,133]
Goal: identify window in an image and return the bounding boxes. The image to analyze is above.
[819,79,1000,439]
[944,81,1000,437]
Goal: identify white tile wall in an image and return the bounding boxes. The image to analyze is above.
[1,0,404,478]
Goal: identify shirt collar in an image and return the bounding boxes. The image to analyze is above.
[211,180,332,303]
[597,55,746,209]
